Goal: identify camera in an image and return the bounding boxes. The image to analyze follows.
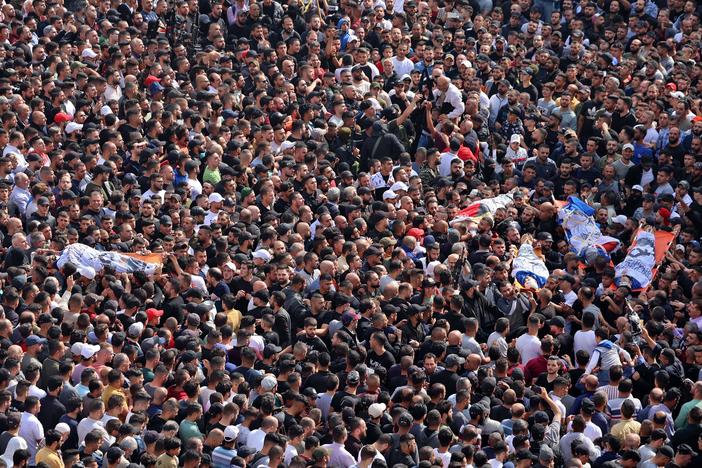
[628,309,642,337]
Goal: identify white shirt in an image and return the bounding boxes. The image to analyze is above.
[77,417,108,446]
[323,442,356,468]
[489,93,508,125]
[103,84,122,102]
[141,188,166,204]
[246,428,267,451]
[9,186,31,217]
[370,171,394,190]
[1,435,27,467]
[562,289,578,306]
[284,444,298,465]
[487,332,508,357]
[434,449,451,468]
[188,178,203,199]
[391,56,415,77]
[204,210,220,226]
[439,151,458,177]
[28,385,46,400]
[433,84,465,120]
[515,334,541,364]
[550,392,567,418]
[18,412,43,464]
[574,330,597,356]
[565,419,600,438]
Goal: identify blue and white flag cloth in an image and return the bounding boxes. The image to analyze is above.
[511,244,549,288]
[614,230,656,290]
[557,196,621,264]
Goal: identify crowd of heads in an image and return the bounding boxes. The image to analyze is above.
[1,0,702,466]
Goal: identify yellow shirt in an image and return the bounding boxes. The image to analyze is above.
[156,453,179,468]
[36,447,64,468]
[102,384,128,406]
[610,418,641,443]
[226,308,243,331]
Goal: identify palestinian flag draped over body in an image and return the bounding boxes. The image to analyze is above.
[614,228,676,291]
[511,244,549,288]
[57,243,163,279]
[451,192,515,225]
[557,196,621,264]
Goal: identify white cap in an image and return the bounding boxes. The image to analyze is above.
[368,402,387,418]
[81,48,98,59]
[70,342,84,356]
[261,376,277,391]
[671,91,685,100]
[80,344,100,359]
[223,425,239,441]
[622,143,634,151]
[65,122,83,134]
[390,182,408,192]
[382,190,398,200]
[611,215,627,225]
[252,249,272,262]
[100,105,114,116]
[279,140,295,153]
[632,185,644,192]
[510,134,521,144]
[208,193,224,203]
[55,422,71,434]
[128,322,144,338]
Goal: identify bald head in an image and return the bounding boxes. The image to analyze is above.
[584,375,599,391]
[448,330,462,346]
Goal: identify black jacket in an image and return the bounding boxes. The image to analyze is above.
[360,127,405,171]
[462,290,499,342]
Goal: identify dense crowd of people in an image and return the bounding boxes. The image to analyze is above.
[1,0,702,466]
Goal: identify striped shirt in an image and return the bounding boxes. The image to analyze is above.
[597,384,620,401]
[211,446,238,468]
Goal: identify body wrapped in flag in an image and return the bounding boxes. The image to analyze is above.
[57,243,162,279]
[557,196,621,264]
[511,239,549,289]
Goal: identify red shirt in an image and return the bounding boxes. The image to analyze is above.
[524,355,548,383]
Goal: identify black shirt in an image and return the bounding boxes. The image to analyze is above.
[367,349,396,373]
[38,395,66,430]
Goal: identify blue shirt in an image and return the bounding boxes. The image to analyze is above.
[212,446,238,468]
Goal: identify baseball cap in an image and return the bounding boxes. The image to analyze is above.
[252,249,272,262]
[398,413,413,427]
[678,444,697,456]
[550,316,566,328]
[146,308,163,321]
[611,215,628,225]
[658,446,675,459]
[347,370,360,385]
[341,311,360,324]
[261,376,277,391]
[26,335,47,346]
[223,425,239,441]
[128,322,144,338]
[208,193,224,203]
[368,403,387,418]
[581,398,596,413]
[445,354,465,367]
